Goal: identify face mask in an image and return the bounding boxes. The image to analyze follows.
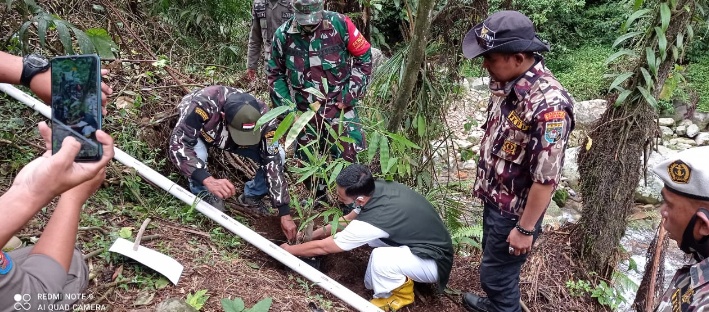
[680,207,709,261]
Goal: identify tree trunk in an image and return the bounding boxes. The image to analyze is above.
[573,0,696,278]
[386,0,436,133]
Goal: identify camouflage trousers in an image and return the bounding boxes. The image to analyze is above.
[296,107,365,163]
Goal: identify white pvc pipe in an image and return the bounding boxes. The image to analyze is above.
[0,83,383,312]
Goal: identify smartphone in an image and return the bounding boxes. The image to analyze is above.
[50,54,102,161]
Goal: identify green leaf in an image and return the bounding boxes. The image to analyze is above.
[612,31,642,48]
[72,27,95,55]
[367,131,380,162]
[637,86,658,108]
[54,21,74,54]
[660,3,670,32]
[303,87,326,100]
[677,33,684,48]
[18,20,31,52]
[671,46,679,62]
[328,162,344,185]
[273,112,294,141]
[385,157,398,174]
[221,298,245,312]
[246,297,273,312]
[639,67,653,87]
[37,16,48,48]
[86,28,119,59]
[256,105,291,131]
[118,227,133,239]
[388,133,420,149]
[655,27,667,60]
[687,24,694,40]
[416,114,426,137]
[154,277,170,289]
[609,72,633,92]
[284,110,315,149]
[605,49,636,65]
[633,0,644,10]
[615,89,632,107]
[622,9,651,33]
[92,4,105,11]
[646,47,657,76]
[379,136,390,174]
[5,0,13,11]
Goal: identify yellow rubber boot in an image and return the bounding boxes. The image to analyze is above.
[370,278,414,311]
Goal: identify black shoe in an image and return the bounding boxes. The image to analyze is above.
[462,293,491,312]
[199,192,225,211]
[238,194,269,214]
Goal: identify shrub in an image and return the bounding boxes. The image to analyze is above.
[547,44,613,101]
[686,55,709,113]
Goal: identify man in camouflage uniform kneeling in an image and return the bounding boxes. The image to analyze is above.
[651,146,709,312]
[268,0,372,164]
[460,11,576,312]
[168,86,296,241]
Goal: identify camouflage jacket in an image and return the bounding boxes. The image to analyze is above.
[473,57,575,217]
[268,10,372,115]
[168,86,291,211]
[656,257,709,312]
[247,0,293,70]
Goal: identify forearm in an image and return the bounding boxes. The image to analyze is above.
[519,182,554,230]
[0,52,22,85]
[312,212,357,239]
[286,237,340,257]
[0,186,54,247]
[30,195,84,271]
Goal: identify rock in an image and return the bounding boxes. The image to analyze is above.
[155,298,197,312]
[658,117,675,127]
[453,139,473,150]
[693,111,709,131]
[472,145,480,154]
[568,129,587,148]
[371,47,389,73]
[469,77,490,91]
[676,143,692,151]
[696,132,709,146]
[635,146,678,204]
[687,124,700,138]
[677,138,697,146]
[660,126,674,139]
[562,147,580,189]
[462,160,477,170]
[675,125,687,136]
[574,99,607,129]
[679,119,694,127]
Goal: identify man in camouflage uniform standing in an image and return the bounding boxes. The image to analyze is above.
[459,11,575,312]
[651,146,709,312]
[168,86,296,241]
[246,0,293,80]
[268,0,372,163]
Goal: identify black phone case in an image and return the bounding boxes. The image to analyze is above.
[50,54,103,162]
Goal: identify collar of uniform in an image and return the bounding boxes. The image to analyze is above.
[689,256,709,289]
[286,18,332,34]
[488,55,546,101]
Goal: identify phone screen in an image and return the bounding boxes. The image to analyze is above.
[50,55,102,161]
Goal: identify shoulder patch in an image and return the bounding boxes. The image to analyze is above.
[194,107,209,121]
[502,140,521,156]
[543,111,566,120]
[0,251,13,275]
[507,111,530,131]
[265,131,276,139]
[544,121,564,144]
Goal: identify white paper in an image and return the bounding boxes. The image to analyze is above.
[109,238,183,285]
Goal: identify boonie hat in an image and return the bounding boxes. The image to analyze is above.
[224,93,262,146]
[293,0,324,26]
[462,10,550,59]
[652,146,709,201]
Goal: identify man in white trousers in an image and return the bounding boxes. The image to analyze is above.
[280,164,454,311]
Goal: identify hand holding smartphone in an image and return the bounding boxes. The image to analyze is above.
[50,54,103,162]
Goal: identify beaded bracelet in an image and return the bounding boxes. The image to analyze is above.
[515,222,534,236]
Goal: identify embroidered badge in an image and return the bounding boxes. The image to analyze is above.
[668,160,691,184]
[0,251,13,275]
[477,23,495,48]
[543,111,566,120]
[544,121,564,144]
[200,130,214,143]
[194,107,209,121]
[502,140,519,156]
[282,12,293,19]
[507,111,530,131]
[242,123,256,130]
[265,131,275,139]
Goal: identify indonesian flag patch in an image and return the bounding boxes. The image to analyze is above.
[242,123,256,130]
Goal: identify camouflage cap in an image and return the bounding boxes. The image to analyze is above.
[292,0,323,26]
[652,146,709,201]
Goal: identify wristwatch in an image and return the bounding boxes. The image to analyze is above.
[20,54,50,87]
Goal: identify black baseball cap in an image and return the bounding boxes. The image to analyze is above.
[223,93,262,146]
[462,10,550,59]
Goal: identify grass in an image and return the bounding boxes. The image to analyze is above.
[686,55,709,113]
[546,44,614,101]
